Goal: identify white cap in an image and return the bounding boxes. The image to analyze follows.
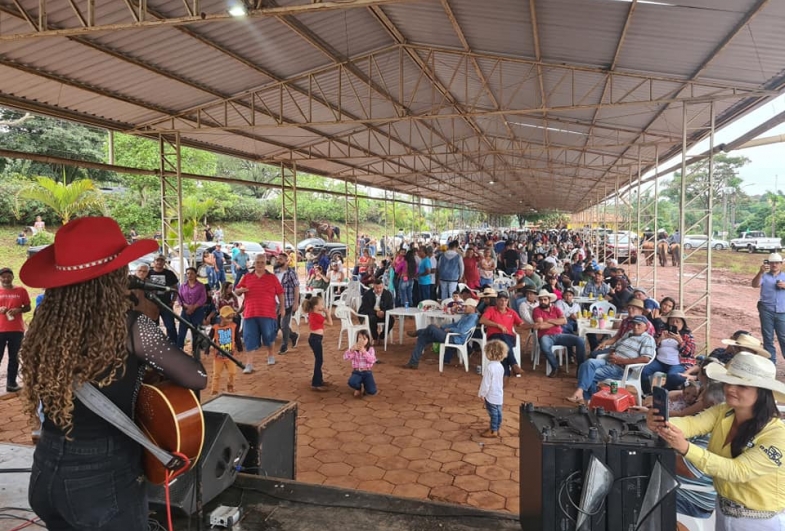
[768,253,783,263]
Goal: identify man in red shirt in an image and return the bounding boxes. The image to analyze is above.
[479,291,524,376]
[235,255,285,372]
[532,289,586,378]
[0,267,31,392]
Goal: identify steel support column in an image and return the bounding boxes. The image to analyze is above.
[159,133,183,279]
[345,177,359,267]
[280,162,297,274]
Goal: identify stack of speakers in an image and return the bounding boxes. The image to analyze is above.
[519,403,677,531]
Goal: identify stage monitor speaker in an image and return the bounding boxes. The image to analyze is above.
[519,403,607,531]
[595,409,677,531]
[202,394,298,479]
[148,411,249,515]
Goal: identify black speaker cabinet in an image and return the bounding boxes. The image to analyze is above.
[519,403,607,531]
[594,409,677,531]
[148,411,249,515]
[202,394,298,479]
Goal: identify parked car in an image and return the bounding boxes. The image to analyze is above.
[438,229,463,246]
[227,241,265,264]
[296,237,347,261]
[730,231,782,253]
[169,243,231,278]
[261,241,296,263]
[605,233,637,263]
[682,235,730,250]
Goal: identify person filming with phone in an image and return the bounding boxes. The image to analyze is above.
[752,252,785,364]
[640,309,695,394]
[647,352,785,530]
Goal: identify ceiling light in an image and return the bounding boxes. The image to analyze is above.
[489,180,495,185]
[228,4,247,17]
[507,121,584,136]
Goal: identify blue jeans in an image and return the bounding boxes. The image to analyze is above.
[485,400,502,432]
[676,494,713,519]
[540,334,586,370]
[439,280,458,300]
[278,306,298,354]
[349,370,377,395]
[562,320,578,335]
[420,283,432,302]
[641,359,687,394]
[29,432,148,531]
[480,277,494,287]
[408,325,448,366]
[233,267,248,288]
[758,302,785,364]
[310,334,324,387]
[399,279,414,308]
[243,316,279,351]
[577,358,623,400]
[214,266,226,286]
[177,306,205,349]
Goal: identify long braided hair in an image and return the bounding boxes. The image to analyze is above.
[20,267,131,435]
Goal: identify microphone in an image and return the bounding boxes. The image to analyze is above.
[128,276,177,293]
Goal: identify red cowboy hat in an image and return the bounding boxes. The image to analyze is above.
[20,217,159,289]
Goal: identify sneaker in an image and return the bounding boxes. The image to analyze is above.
[402,363,419,370]
[6,384,22,393]
[291,334,300,349]
[242,363,254,374]
[278,348,288,355]
[267,356,276,366]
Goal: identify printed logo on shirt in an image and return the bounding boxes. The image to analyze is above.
[216,328,233,354]
[759,444,783,467]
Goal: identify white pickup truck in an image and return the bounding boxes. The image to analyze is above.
[730,231,782,253]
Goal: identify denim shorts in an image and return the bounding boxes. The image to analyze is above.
[243,316,278,351]
[29,431,148,531]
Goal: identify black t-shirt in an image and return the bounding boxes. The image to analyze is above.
[502,249,519,269]
[146,268,179,305]
[43,311,207,441]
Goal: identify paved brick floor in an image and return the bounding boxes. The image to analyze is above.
[0,321,578,514]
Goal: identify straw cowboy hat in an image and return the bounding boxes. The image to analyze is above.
[536,289,557,302]
[705,352,785,402]
[21,217,158,289]
[721,334,770,357]
[666,309,688,326]
[626,299,645,310]
[481,287,498,298]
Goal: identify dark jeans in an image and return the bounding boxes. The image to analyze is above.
[0,331,23,388]
[310,333,324,387]
[348,370,377,395]
[487,333,519,376]
[29,431,148,531]
[278,306,298,353]
[419,283,432,303]
[641,359,687,394]
[365,312,392,341]
[158,309,178,344]
[234,267,248,288]
[177,307,206,349]
[408,324,448,366]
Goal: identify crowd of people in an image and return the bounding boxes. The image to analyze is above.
[4,219,785,530]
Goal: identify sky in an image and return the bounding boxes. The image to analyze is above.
[661,94,785,196]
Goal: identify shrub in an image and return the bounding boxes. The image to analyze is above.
[28,230,54,246]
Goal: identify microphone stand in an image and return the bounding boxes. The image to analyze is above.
[144,291,245,531]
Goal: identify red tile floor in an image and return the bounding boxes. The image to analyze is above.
[0,321,578,513]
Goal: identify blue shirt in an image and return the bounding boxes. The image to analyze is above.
[418,257,433,285]
[234,252,249,269]
[759,271,785,313]
[213,249,224,267]
[444,312,479,345]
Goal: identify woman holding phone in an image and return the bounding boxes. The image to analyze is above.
[648,352,785,530]
[641,309,695,393]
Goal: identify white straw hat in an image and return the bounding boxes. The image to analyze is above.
[705,352,785,402]
[721,334,770,357]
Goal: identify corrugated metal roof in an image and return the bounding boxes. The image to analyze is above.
[0,0,782,213]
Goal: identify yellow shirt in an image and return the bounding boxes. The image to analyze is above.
[671,404,785,512]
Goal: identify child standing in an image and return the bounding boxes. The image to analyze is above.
[343,330,377,398]
[301,295,333,392]
[478,340,507,438]
[208,306,243,395]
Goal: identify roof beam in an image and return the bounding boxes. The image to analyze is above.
[0,0,420,41]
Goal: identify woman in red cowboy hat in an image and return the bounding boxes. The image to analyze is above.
[19,216,207,531]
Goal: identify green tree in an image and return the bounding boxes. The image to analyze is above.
[662,154,749,214]
[17,176,105,224]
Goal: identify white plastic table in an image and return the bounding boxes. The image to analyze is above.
[384,307,423,351]
[577,318,618,341]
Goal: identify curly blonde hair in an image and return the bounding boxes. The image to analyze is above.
[484,340,508,362]
[20,267,131,435]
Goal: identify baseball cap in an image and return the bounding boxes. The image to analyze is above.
[0,267,12,276]
[496,291,510,299]
[631,316,649,325]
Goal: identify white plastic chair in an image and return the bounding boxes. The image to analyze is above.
[596,353,654,406]
[457,283,477,296]
[479,326,521,376]
[419,299,441,310]
[550,345,568,376]
[439,327,476,373]
[589,301,616,315]
[335,305,371,350]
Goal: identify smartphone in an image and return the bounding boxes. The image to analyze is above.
[652,386,669,423]
[765,259,770,265]
[668,324,678,334]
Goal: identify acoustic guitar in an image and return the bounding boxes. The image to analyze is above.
[135,380,205,485]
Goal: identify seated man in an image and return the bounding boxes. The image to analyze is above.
[555,288,581,335]
[533,290,586,377]
[478,291,525,376]
[567,316,655,404]
[516,287,539,323]
[403,299,479,369]
[581,270,610,298]
[358,279,394,344]
[591,298,654,354]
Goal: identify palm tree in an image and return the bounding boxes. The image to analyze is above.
[18,176,105,225]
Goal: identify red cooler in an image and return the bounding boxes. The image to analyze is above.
[590,386,636,412]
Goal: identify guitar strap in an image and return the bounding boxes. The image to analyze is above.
[74,383,185,472]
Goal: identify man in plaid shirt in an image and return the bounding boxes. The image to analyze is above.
[275,253,300,354]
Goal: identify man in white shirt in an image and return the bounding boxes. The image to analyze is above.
[556,288,581,335]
